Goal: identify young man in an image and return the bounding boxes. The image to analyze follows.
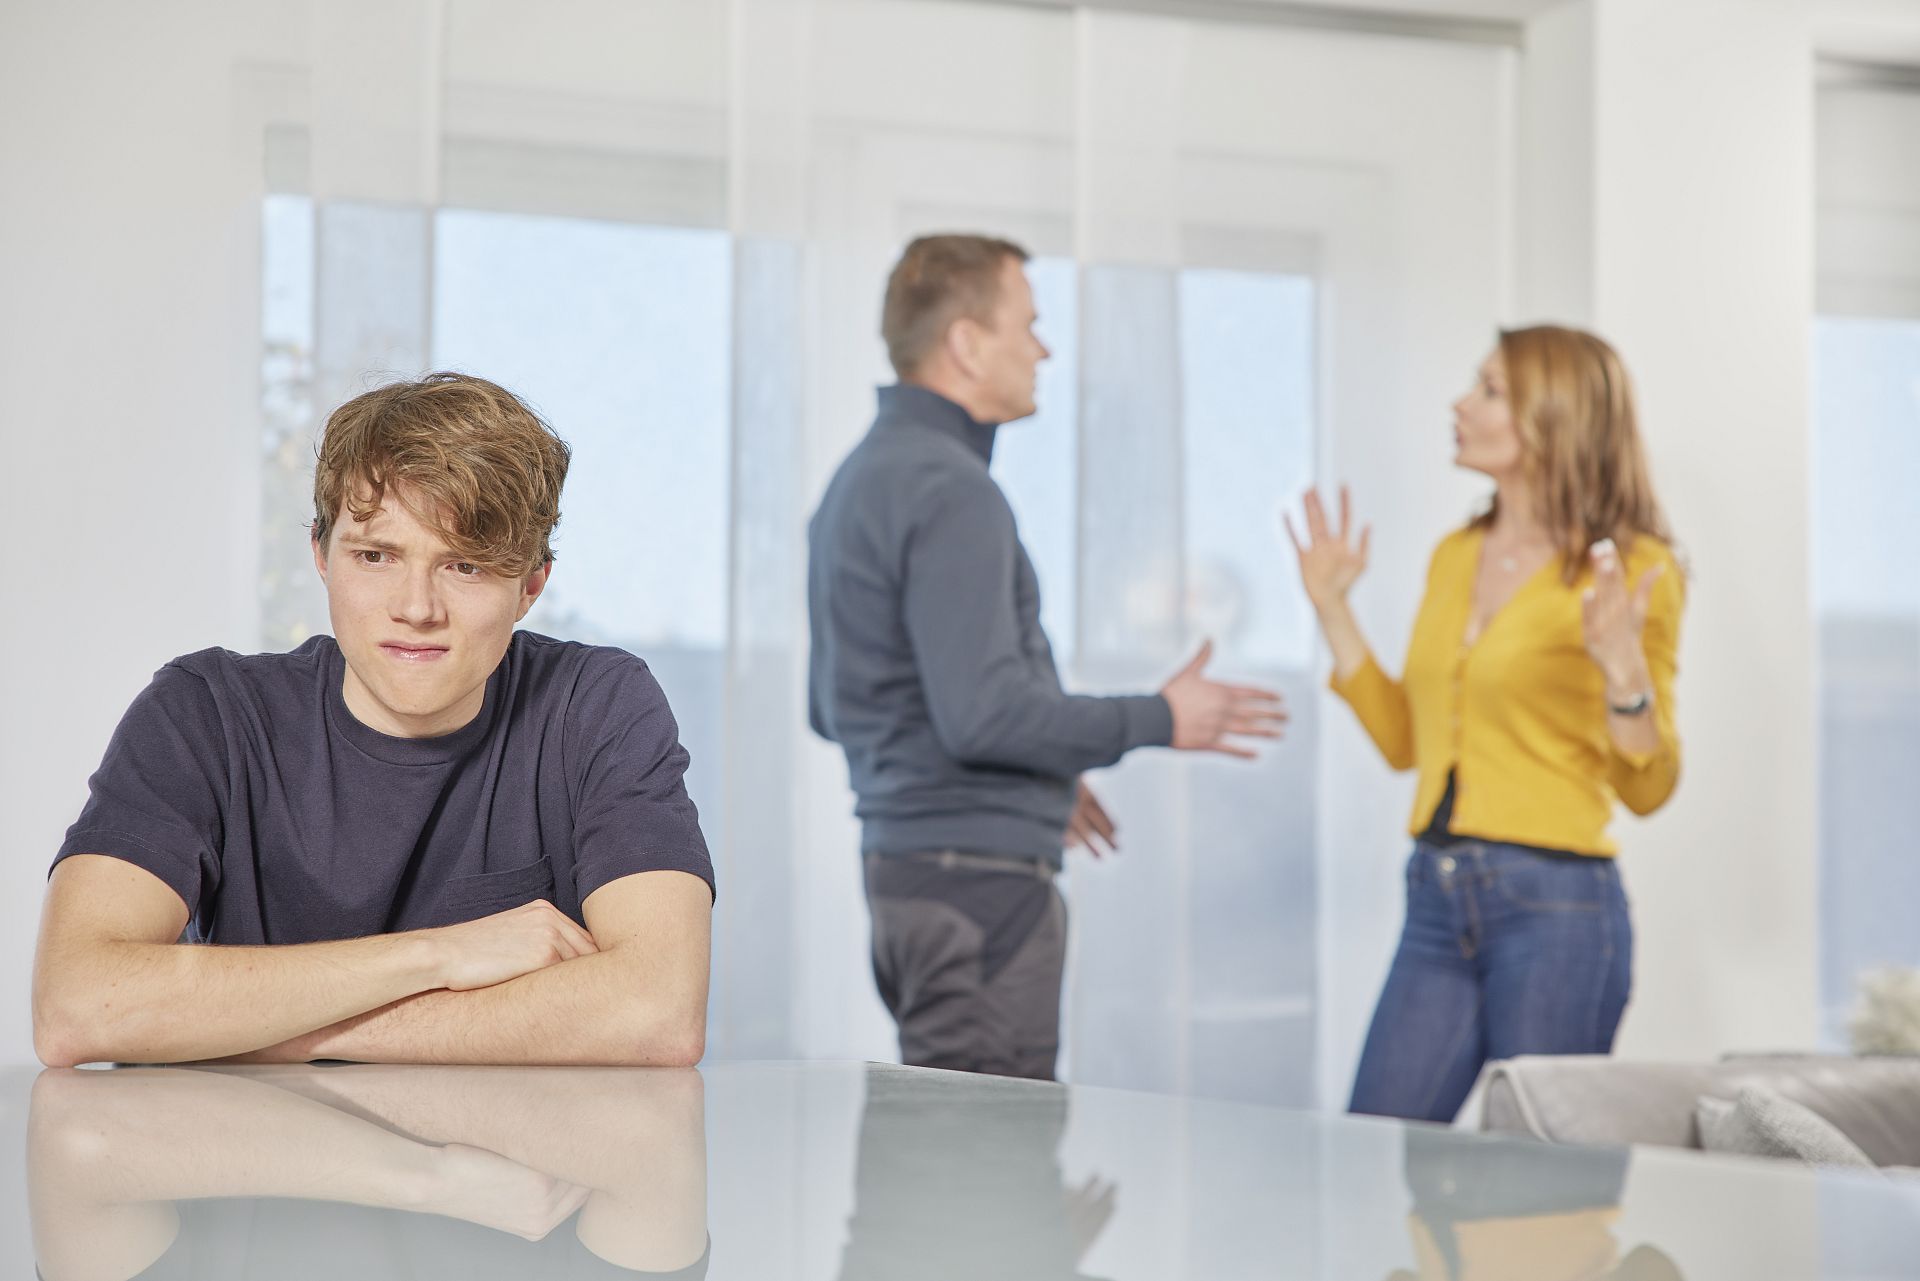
[32,373,714,1068]
[807,234,1286,1081]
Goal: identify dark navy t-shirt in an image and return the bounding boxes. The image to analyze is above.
[53,632,713,943]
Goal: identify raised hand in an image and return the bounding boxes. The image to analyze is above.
[426,899,600,992]
[1283,485,1371,611]
[1580,538,1661,693]
[1065,779,1118,858]
[1160,640,1288,760]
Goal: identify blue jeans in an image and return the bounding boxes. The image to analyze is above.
[1348,840,1633,1123]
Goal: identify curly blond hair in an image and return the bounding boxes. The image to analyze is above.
[311,373,571,578]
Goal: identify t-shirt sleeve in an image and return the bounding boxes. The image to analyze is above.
[567,654,715,904]
[54,662,228,917]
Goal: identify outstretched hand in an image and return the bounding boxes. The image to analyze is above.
[1161,640,1287,760]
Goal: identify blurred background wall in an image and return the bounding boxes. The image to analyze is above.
[2,0,1916,1103]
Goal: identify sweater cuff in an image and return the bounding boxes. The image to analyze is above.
[1117,693,1175,752]
[1328,652,1387,701]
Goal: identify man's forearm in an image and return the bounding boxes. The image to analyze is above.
[36,933,446,1067]
[271,946,705,1068]
[298,1065,705,1196]
[31,1069,443,1206]
[928,670,1171,777]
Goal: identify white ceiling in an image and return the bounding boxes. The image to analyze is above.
[1815,0,1920,67]
[1232,0,1561,19]
[988,0,1920,63]
[1179,0,1920,63]
[1244,0,1920,31]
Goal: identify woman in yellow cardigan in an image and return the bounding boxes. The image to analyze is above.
[1286,325,1683,1123]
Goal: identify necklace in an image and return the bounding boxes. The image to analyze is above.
[1488,521,1549,576]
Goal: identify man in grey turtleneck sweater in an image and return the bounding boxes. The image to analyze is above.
[808,234,1285,1080]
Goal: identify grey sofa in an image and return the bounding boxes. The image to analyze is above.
[1476,1054,1920,1167]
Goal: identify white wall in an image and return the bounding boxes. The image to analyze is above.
[0,2,285,1064]
[1517,0,1821,1059]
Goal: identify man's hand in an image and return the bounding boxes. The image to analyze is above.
[1065,780,1118,858]
[424,901,599,992]
[1160,640,1287,759]
[1063,1173,1119,1262]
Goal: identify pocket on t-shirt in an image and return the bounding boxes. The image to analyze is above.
[444,856,558,917]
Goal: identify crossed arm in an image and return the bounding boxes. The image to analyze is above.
[31,854,711,1068]
[29,1064,708,1281]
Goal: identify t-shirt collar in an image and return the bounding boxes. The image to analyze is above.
[324,636,508,766]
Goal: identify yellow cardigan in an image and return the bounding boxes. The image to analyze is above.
[1330,526,1684,857]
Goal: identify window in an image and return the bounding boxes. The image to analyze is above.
[430,209,732,650]
[258,200,734,858]
[1814,315,1920,1043]
[263,196,1322,1100]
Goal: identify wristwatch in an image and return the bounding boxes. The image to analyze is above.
[1607,689,1653,717]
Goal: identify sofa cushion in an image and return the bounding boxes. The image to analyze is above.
[1696,1087,1877,1168]
[1479,1055,1920,1164]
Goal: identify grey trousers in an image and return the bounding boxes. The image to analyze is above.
[863,851,1068,1081]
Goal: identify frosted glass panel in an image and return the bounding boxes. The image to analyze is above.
[1179,270,1316,668]
[1079,264,1185,668]
[1066,261,1320,1108]
[1178,269,1320,1108]
[717,235,810,1058]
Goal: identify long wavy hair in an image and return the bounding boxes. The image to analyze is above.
[1471,324,1674,583]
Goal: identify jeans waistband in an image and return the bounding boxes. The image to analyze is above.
[1413,837,1596,865]
[866,849,1055,879]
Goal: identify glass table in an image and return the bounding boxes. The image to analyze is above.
[8,1060,1916,1279]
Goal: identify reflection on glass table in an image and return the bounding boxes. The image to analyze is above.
[836,1067,1114,1281]
[1390,1127,1678,1281]
[17,1061,1920,1280]
[28,1065,708,1280]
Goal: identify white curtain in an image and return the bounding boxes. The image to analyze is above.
[259,0,1514,1106]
